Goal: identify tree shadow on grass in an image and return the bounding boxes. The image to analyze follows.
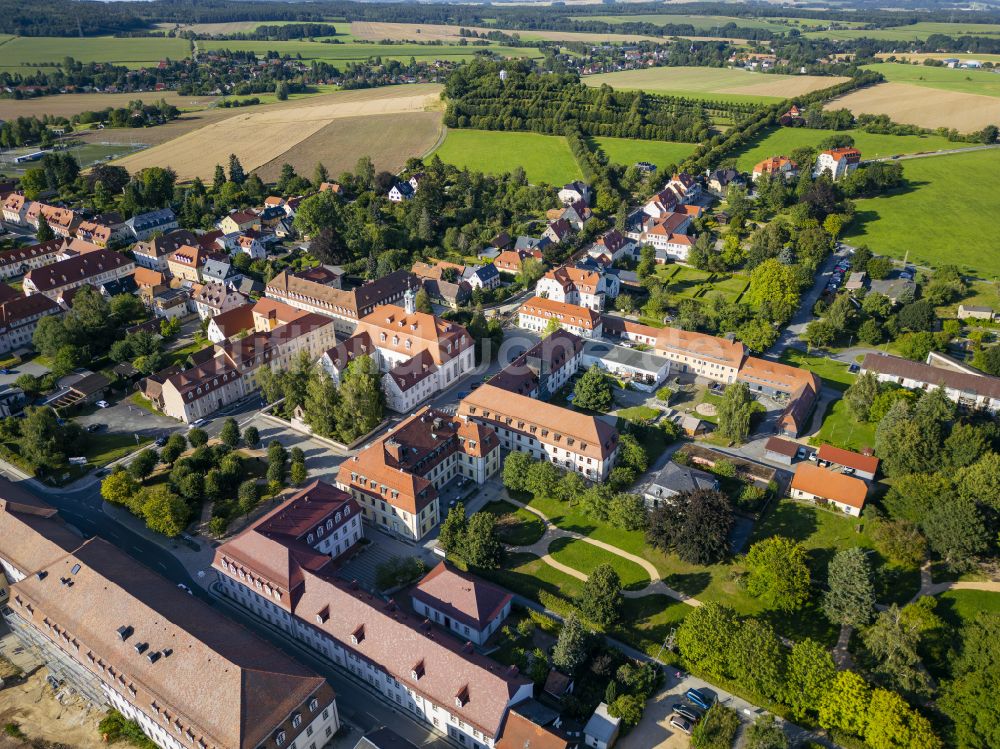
[761,599,838,648]
[752,501,819,545]
[664,571,712,596]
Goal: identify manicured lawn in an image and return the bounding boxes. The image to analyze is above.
[166,340,211,368]
[482,500,545,546]
[731,125,959,171]
[936,590,1000,628]
[861,62,1000,98]
[84,432,152,468]
[593,137,696,170]
[843,149,1000,277]
[432,129,582,185]
[616,405,662,422]
[657,265,749,304]
[813,398,877,453]
[548,537,651,591]
[610,594,690,658]
[778,350,855,392]
[483,552,585,617]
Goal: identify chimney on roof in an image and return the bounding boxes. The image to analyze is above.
[384,439,403,464]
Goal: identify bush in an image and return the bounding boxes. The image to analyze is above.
[691,704,740,749]
[4,723,25,739]
[98,711,157,749]
[375,556,427,591]
[655,386,673,404]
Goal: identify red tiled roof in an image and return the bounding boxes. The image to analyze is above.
[413,562,512,632]
[816,444,879,474]
[791,463,868,508]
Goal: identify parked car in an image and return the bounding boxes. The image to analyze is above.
[669,715,693,735]
[96,400,110,408]
[671,703,703,722]
[685,688,715,711]
[189,418,207,429]
[176,583,193,595]
[155,436,168,447]
[796,446,808,459]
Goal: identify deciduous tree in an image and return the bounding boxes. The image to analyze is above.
[572,365,613,412]
[579,564,623,627]
[743,536,811,612]
[647,488,733,565]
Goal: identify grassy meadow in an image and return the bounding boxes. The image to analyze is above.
[805,21,1000,41]
[593,137,696,169]
[432,129,582,185]
[862,62,1000,98]
[731,126,960,171]
[0,36,192,72]
[843,149,1000,277]
[575,14,792,33]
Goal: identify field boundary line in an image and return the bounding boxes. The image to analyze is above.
[423,123,447,159]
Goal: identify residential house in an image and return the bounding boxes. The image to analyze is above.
[489,329,583,400]
[518,297,602,339]
[496,710,570,749]
[337,407,500,540]
[583,703,621,749]
[494,250,540,276]
[860,352,1000,414]
[202,257,242,287]
[318,183,341,196]
[318,332,377,386]
[707,168,744,194]
[816,444,879,481]
[738,356,821,437]
[869,274,916,305]
[98,275,139,299]
[560,200,591,230]
[536,266,618,311]
[422,278,471,309]
[124,208,178,240]
[23,249,135,301]
[463,264,501,291]
[458,384,620,481]
[581,339,670,391]
[252,297,309,332]
[131,230,201,272]
[151,288,189,320]
[845,271,867,292]
[2,528,339,749]
[814,147,862,180]
[0,239,70,281]
[411,563,512,646]
[158,313,335,422]
[74,220,114,247]
[542,219,573,245]
[790,463,868,517]
[218,210,258,236]
[0,294,62,354]
[752,156,798,182]
[192,281,247,320]
[642,461,718,509]
[2,193,31,226]
[233,234,266,260]
[558,181,591,206]
[957,304,995,321]
[207,303,255,343]
[388,183,414,203]
[666,172,702,204]
[265,269,419,336]
[26,203,77,238]
[167,245,211,283]
[585,230,636,264]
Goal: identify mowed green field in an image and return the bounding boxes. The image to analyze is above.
[863,63,1000,98]
[200,39,541,65]
[0,36,192,72]
[432,129,582,185]
[731,126,959,171]
[806,21,1000,41]
[575,14,791,32]
[844,150,1000,277]
[594,137,696,168]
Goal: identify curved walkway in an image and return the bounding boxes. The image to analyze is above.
[912,560,1000,600]
[506,495,702,607]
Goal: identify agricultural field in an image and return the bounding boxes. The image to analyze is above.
[804,20,1000,41]
[593,136,696,169]
[877,52,1000,64]
[160,20,351,36]
[583,66,848,103]
[350,21,661,44]
[575,13,793,32]
[843,149,1000,278]
[113,84,443,181]
[0,92,219,120]
[863,62,1000,98]
[0,36,192,72]
[431,129,582,185]
[198,38,542,65]
[255,111,442,182]
[731,126,960,171]
[827,82,1000,132]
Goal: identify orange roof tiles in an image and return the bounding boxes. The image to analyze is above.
[518,297,600,330]
[791,463,868,509]
[816,444,879,474]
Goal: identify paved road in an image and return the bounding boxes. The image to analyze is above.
[864,142,1000,163]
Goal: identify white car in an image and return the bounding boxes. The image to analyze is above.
[176,583,193,595]
[96,400,110,409]
[189,418,208,429]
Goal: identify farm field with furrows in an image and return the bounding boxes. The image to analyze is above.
[254,111,443,182]
[431,129,582,185]
[0,92,220,120]
[804,20,1000,40]
[731,126,961,171]
[863,62,1000,97]
[0,36,192,72]
[843,149,1000,277]
[583,66,849,103]
[826,83,1000,131]
[112,84,443,181]
[592,136,696,169]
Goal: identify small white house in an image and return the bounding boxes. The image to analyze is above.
[584,703,621,749]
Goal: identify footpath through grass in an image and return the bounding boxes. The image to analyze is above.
[548,537,652,591]
[432,129,582,185]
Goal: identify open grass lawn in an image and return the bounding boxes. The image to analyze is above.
[936,589,1000,628]
[616,405,662,422]
[658,265,749,304]
[593,137,696,170]
[84,432,152,468]
[610,595,690,658]
[731,126,959,171]
[813,398,877,453]
[862,62,1000,98]
[548,537,652,591]
[778,350,855,392]
[754,500,921,608]
[843,149,1000,278]
[583,66,846,104]
[482,500,545,546]
[485,552,585,614]
[432,129,582,185]
[0,36,192,72]
[806,21,1000,41]
[166,339,210,368]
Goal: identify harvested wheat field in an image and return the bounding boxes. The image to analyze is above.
[585,67,848,102]
[351,20,663,44]
[826,82,1000,131]
[255,111,443,181]
[0,92,218,120]
[113,84,443,181]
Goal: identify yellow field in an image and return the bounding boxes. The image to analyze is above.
[584,66,849,100]
[113,84,443,181]
[350,21,664,44]
[826,82,1000,131]
[0,92,218,120]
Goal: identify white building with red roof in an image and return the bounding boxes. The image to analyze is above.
[814,147,862,181]
[535,265,618,311]
[412,562,513,646]
[518,296,603,339]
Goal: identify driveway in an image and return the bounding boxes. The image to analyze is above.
[242,413,351,481]
[0,359,50,386]
[74,397,176,438]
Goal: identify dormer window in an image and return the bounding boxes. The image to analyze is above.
[405,339,412,349]
[327,519,334,530]
[309,698,319,712]
[292,714,302,729]
[411,659,425,681]
[307,533,314,544]
[351,624,365,645]
[275,731,286,746]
